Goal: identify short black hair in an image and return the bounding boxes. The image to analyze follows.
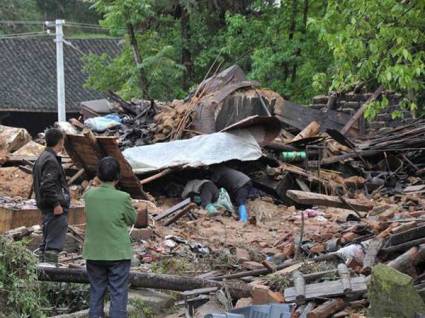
[45,128,64,147]
[97,156,120,182]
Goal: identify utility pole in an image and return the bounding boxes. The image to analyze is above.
[45,19,66,122]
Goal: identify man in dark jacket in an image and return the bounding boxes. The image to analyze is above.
[33,128,70,265]
[211,166,252,222]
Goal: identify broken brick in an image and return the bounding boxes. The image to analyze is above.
[235,248,250,263]
[250,284,285,305]
[241,261,264,270]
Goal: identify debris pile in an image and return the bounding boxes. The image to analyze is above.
[1,65,425,317]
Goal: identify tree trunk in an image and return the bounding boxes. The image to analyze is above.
[37,266,251,299]
[127,23,149,98]
[291,0,308,82]
[289,0,298,41]
[180,5,193,90]
[288,0,298,81]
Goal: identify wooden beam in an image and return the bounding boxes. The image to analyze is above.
[154,198,191,221]
[83,129,105,158]
[340,85,384,135]
[139,168,172,185]
[382,237,425,254]
[285,277,367,302]
[286,190,373,212]
[67,168,85,186]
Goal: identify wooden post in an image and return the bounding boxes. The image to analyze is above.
[307,298,346,318]
[340,85,384,135]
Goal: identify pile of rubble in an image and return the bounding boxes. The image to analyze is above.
[1,65,425,317]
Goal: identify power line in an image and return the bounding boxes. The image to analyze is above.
[0,20,45,25]
[64,25,108,31]
[0,32,51,40]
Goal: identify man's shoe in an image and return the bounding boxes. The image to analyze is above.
[43,250,59,266]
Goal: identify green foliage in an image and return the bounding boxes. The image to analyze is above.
[40,282,90,315]
[83,0,424,113]
[85,0,185,100]
[0,0,42,34]
[314,0,425,117]
[0,237,45,317]
[129,299,155,318]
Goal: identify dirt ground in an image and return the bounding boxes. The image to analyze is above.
[0,167,32,198]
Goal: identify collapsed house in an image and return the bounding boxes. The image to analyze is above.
[1,65,425,317]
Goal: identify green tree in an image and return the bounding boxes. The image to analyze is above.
[85,0,186,100]
[0,0,42,34]
[312,0,425,117]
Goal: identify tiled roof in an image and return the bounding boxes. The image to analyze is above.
[0,37,121,113]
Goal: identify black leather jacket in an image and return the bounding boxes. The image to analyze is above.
[32,148,70,212]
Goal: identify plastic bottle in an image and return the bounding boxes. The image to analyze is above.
[281,151,307,162]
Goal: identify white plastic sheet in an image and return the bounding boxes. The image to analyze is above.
[123,130,262,174]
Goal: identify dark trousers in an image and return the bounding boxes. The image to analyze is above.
[86,260,131,318]
[234,182,252,206]
[40,212,68,253]
[199,182,219,208]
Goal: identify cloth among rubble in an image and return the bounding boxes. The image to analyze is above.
[123,130,262,173]
[84,113,122,133]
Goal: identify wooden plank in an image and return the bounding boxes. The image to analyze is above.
[4,155,38,163]
[284,277,368,302]
[286,190,373,212]
[64,133,145,199]
[154,198,191,221]
[307,298,346,318]
[0,206,85,234]
[164,203,196,226]
[180,287,219,297]
[340,85,384,135]
[97,137,145,199]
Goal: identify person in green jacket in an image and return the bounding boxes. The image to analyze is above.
[83,156,136,318]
